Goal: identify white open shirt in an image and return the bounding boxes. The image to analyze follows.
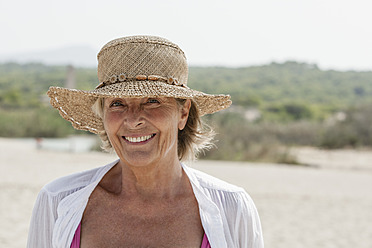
[27,160,264,248]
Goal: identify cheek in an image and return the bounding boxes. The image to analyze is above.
[103,112,123,134]
[158,115,180,146]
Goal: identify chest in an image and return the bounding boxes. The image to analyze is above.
[80,192,204,248]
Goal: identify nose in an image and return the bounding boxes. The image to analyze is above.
[124,105,145,128]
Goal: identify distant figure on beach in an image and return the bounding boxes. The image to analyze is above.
[27,35,264,248]
[35,137,42,150]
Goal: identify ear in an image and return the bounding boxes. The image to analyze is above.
[178,99,191,130]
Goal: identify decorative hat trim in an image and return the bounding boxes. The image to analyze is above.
[95,74,187,89]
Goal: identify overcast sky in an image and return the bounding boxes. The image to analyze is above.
[1,0,371,70]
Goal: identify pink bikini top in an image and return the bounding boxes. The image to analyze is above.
[70,223,211,248]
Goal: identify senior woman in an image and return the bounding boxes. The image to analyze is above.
[27,35,264,248]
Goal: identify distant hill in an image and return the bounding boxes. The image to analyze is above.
[0,45,97,67]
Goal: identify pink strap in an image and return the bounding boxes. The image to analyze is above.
[70,223,210,248]
[70,223,81,248]
[201,233,211,248]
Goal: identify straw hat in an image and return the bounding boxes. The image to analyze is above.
[47,35,231,134]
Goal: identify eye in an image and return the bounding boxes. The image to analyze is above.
[109,100,124,107]
[147,98,160,104]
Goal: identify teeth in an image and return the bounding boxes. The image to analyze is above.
[124,134,154,143]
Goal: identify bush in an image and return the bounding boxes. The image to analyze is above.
[0,107,86,137]
[201,112,305,164]
[320,105,372,148]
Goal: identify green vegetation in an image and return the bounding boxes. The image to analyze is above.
[319,105,372,148]
[1,61,371,163]
[189,62,372,108]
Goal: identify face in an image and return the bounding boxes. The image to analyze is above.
[103,97,191,168]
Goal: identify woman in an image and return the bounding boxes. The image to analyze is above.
[27,35,264,248]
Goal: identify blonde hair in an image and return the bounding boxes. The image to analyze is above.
[91,98,215,161]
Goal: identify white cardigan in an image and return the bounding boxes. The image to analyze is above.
[27,160,264,248]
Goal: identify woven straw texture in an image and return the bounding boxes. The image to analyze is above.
[97,36,188,85]
[47,35,231,134]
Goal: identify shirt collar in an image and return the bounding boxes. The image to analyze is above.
[54,161,228,248]
[181,163,228,248]
[53,160,118,247]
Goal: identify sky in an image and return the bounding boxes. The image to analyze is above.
[1,0,372,71]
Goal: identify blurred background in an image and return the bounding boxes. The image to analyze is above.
[1,0,371,247]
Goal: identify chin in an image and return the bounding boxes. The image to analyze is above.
[121,152,159,168]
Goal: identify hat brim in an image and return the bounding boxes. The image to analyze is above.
[47,81,231,134]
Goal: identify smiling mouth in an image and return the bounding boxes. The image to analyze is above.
[123,134,156,143]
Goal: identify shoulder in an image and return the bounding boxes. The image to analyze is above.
[42,160,117,197]
[185,165,246,193]
[184,165,258,213]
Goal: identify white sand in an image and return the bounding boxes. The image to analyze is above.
[1,138,371,248]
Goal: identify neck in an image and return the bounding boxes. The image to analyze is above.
[117,158,187,199]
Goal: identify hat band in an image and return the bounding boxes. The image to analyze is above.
[95,74,187,89]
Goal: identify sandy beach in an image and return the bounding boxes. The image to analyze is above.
[1,137,371,248]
